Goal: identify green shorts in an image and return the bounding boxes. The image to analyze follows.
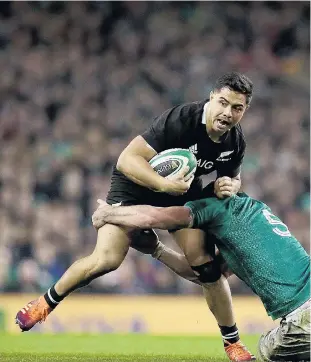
[258,298,310,361]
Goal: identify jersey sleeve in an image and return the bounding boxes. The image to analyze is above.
[141,104,193,153]
[184,198,224,230]
[217,130,246,178]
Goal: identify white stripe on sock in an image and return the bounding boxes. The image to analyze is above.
[48,289,59,305]
[223,331,239,337]
[223,335,239,340]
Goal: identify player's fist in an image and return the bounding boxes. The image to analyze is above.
[214,176,234,199]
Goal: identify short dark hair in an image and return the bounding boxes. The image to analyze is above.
[213,72,253,105]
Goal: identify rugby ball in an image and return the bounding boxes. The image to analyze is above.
[149,148,197,181]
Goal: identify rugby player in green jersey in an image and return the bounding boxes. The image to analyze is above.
[92,192,310,362]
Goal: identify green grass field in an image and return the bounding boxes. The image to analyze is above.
[0,333,260,362]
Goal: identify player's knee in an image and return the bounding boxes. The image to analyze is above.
[191,260,221,283]
[87,224,130,277]
[87,250,123,278]
[97,249,123,272]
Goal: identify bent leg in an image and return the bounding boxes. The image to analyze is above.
[130,230,233,287]
[15,223,133,331]
[169,228,256,361]
[130,229,200,285]
[55,223,132,296]
[171,228,235,327]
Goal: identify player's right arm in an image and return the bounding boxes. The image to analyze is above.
[117,104,193,195]
[92,202,192,230]
[117,136,190,195]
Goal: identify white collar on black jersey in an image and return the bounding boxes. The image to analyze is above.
[201,102,209,124]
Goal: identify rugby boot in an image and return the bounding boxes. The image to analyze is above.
[224,340,256,362]
[15,296,52,331]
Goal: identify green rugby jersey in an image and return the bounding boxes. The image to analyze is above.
[185,193,310,320]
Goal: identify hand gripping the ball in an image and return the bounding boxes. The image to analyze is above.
[163,165,194,196]
[149,148,197,195]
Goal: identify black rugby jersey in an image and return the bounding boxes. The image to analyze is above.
[141,99,246,178]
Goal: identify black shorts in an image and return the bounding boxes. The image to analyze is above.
[106,169,213,207]
[106,169,216,253]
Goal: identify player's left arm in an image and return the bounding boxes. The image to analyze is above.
[214,173,241,199]
[92,202,191,230]
[214,133,245,198]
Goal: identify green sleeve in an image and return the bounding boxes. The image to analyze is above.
[184,198,222,229]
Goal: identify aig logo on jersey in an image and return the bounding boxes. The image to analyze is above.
[197,159,214,169]
[189,144,213,169]
[189,144,234,170]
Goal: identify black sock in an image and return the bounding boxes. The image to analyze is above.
[219,324,240,346]
[44,285,64,309]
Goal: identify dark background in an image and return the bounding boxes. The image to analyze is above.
[0,1,309,295]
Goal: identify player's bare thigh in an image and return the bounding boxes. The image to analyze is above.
[170,228,213,266]
[54,223,135,296]
[93,223,135,266]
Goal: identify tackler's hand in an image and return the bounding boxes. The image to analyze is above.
[92,199,113,229]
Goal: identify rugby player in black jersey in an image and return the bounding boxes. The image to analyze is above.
[16,72,255,362]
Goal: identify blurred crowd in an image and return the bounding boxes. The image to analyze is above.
[0,1,309,295]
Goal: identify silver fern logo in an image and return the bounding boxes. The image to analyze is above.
[216,151,234,162]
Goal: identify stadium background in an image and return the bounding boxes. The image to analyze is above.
[0,1,309,335]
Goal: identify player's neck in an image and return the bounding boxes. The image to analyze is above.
[208,131,221,142]
[205,122,222,143]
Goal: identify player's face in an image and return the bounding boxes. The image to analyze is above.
[206,87,247,135]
